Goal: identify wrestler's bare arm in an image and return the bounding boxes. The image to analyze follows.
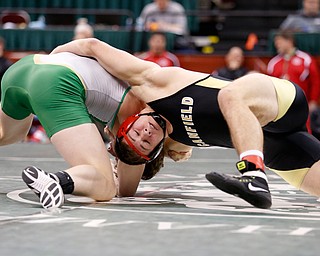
[51,39,207,101]
[115,162,144,197]
[52,38,161,86]
[114,138,192,197]
[104,123,144,197]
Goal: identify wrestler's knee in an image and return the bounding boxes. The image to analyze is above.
[90,182,116,202]
[93,175,116,201]
[217,86,242,111]
[72,164,117,201]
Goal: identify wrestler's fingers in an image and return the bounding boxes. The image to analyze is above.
[168,150,192,162]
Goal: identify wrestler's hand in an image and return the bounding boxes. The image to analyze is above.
[163,138,192,162]
[167,149,192,162]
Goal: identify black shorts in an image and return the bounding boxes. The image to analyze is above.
[262,82,320,188]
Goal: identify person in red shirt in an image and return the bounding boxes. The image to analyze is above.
[267,30,320,133]
[137,32,180,67]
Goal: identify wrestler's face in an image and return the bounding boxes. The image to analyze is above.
[126,115,164,155]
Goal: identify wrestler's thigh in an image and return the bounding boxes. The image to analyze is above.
[50,123,113,177]
[300,161,320,196]
[0,109,33,145]
[264,131,320,188]
[220,73,278,125]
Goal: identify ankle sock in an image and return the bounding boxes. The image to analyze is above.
[54,171,75,194]
[238,150,265,172]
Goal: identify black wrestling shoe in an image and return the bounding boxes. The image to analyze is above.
[22,166,64,209]
[205,170,272,209]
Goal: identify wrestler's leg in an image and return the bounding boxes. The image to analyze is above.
[285,131,320,197]
[265,131,320,197]
[300,161,320,197]
[217,73,278,155]
[207,74,278,208]
[50,123,116,201]
[0,109,33,146]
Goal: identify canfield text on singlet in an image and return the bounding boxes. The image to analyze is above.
[181,97,209,147]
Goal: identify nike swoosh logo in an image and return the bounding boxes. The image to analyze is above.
[248,183,269,193]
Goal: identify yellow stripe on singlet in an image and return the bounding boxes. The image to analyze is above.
[33,54,87,89]
[269,77,296,122]
[195,76,231,89]
[268,167,309,189]
[195,76,296,122]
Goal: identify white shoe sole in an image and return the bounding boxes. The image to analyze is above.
[22,166,64,209]
[39,180,64,209]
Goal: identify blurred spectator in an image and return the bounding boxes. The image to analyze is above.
[137,0,193,50]
[137,0,188,35]
[26,116,50,144]
[73,18,94,40]
[279,0,320,32]
[267,30,320,133]
[212,0,236,10]
[196,0,219,36]
[137,32,180,67]
[0,36,13,98]
[212,46,248,80]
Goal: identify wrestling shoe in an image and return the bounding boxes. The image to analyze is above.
[205,170,272,209]
[22,166,64,209]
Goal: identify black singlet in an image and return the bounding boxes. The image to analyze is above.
[148,75,320,172]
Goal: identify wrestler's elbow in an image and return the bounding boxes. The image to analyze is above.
[85,38,101,55]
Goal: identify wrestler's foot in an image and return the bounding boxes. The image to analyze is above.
[22,166,64,209]
[205,170,272,209]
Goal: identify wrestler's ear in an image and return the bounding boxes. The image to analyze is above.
[104,126,115,140]
[107,139,117,157]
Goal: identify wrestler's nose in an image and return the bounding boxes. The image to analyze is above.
[143,127,151,136]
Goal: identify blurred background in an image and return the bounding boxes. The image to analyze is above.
[1,0,314,72]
